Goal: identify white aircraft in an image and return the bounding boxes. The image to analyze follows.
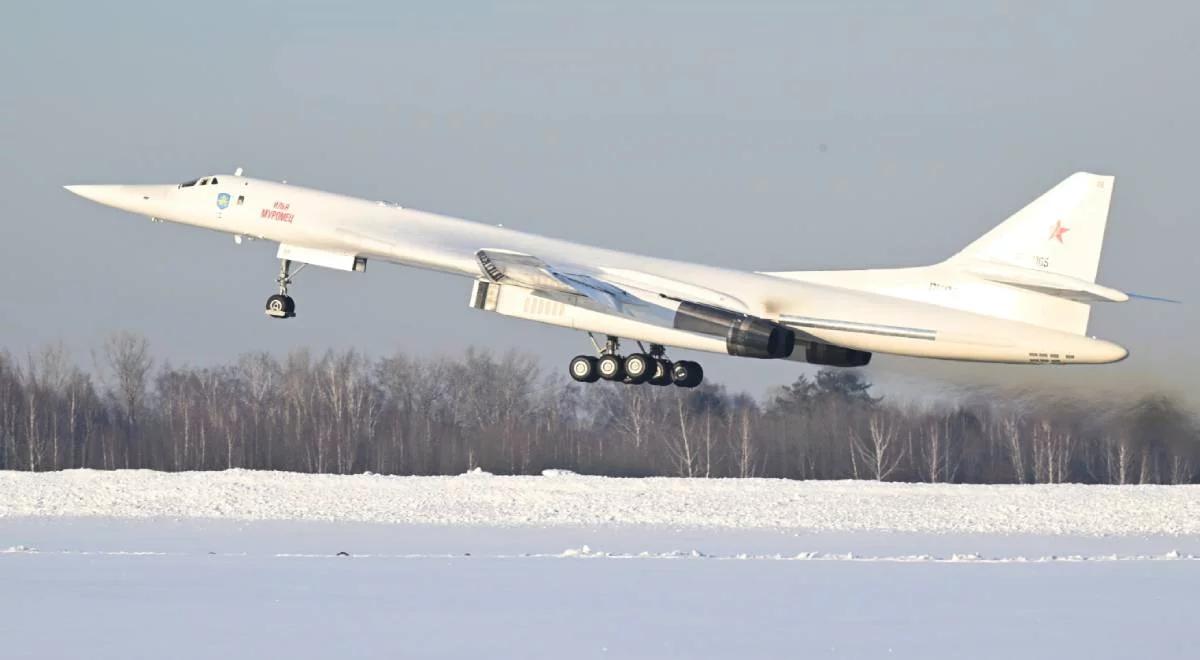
[65,170,1134,388]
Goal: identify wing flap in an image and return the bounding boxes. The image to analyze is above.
[472,248,764,332]
[474,249,672,324]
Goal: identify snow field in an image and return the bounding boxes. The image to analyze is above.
[4,471,1200,659]
[2,468,1199,535]
[2,520,1197,660]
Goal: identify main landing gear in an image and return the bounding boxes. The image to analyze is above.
[265,258,300,319]
[569,337,703,388]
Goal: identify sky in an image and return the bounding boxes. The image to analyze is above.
[0,1,1196,403]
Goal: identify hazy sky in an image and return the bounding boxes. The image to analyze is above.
[1,1,1196,402]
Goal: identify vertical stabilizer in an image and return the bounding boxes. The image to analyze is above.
[765,172,1119,337]
[949,172,1114,283]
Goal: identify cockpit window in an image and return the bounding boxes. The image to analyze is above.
[178,175,224,188]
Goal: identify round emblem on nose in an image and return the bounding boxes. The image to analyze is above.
[216,193,231,209]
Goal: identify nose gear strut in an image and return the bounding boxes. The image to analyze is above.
[265,258,302,319]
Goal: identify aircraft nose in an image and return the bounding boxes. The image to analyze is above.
[64,184,170,213]
[64,184,124,205]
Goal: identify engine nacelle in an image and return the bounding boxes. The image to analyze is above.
[803,342,872,367]
[673,302,795,359]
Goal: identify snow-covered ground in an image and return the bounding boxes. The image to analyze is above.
[3,468,1199,535]
[2,471,1199,659]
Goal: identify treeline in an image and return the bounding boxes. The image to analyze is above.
[1,333,1197,484]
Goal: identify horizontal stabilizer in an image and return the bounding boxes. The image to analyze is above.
[965,262,1129,303]
[1127,292,1182,304]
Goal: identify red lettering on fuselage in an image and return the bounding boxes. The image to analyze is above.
[261,201,294,223]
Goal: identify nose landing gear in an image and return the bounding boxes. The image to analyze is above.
[265,258,299,319]
[265,293,295,318]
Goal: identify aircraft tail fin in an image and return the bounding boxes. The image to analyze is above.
[764,173,1121,337]
[948,172,1115,283]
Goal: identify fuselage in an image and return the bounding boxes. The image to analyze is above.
[64,174,1128,365]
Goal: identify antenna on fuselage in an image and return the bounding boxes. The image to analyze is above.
[234,167,243,177]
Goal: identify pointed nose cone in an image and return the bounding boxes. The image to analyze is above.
[64,184,172,214]
[64,184,123,205]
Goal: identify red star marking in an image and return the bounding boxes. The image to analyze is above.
[1049,220,1070,243]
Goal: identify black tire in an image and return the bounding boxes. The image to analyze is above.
[569,355,600,383]
[670,361,690,386]
[266,294,290,317]
[283,295,296,315]
[597,354,625,381]
[650,359,673,386]
[623,353,652,384]
[671,360,704,388]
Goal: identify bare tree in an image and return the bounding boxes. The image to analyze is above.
[1102,432,1137,485]
[0,337,1196,483]
[663,393,698,477]
[912,410,959,483]
[1030,420,1075,484]
[103,332,153,468]
[851,408,907,481]
[729,405,758,478]
[994,411,1027,484]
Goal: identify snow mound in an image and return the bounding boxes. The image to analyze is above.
[2,545,36,553]
[1,470,1199,536]
[559,545,606,558]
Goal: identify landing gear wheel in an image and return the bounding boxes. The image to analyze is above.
[266,258,298,319]
[649,359,673,386]
[597,354,625,381]
[265,294,296,319]
[623,353,653,385]
[569,355,600,383]
[671,360,704,388]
